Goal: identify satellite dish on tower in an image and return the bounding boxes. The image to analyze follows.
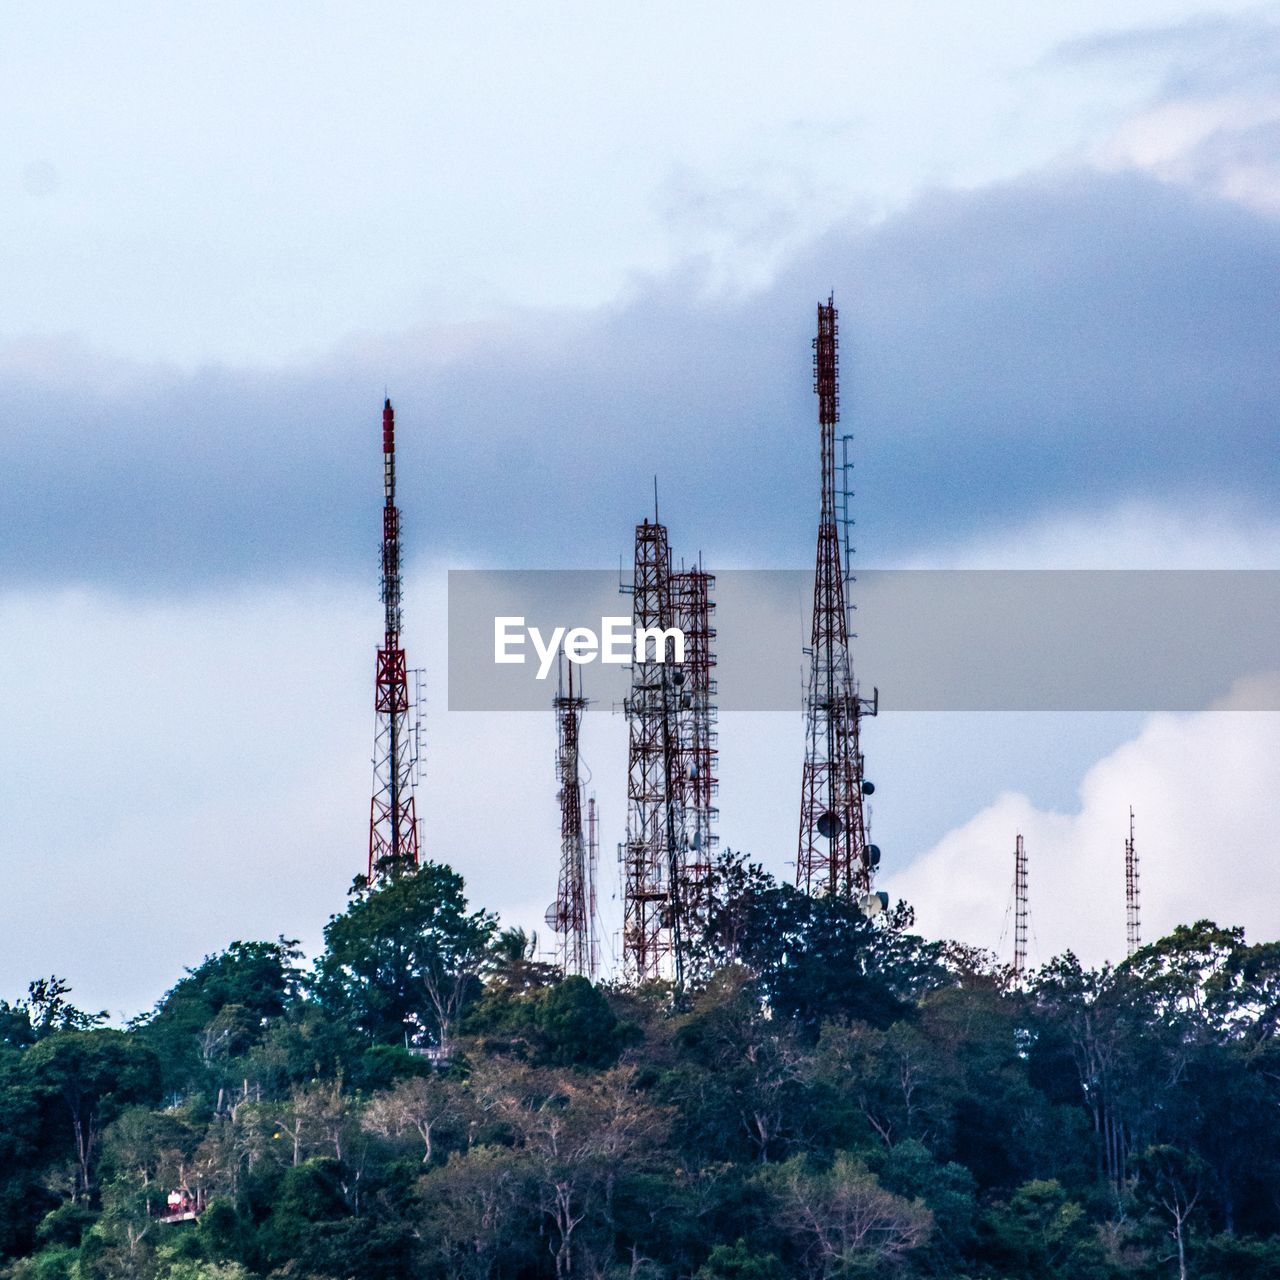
[544,904,561,930]
[817,811,842,839]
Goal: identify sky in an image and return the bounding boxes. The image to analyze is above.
[0,2,1277,1016]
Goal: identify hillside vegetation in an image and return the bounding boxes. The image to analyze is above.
[2,852,1280,1280]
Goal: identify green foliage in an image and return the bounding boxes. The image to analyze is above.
[6,859,1280,1280]
[535,976,624,1068]
[1196,1233,1280,1279]
[313,862,496,1046]
[979,1179,1107,1279]
[24,1030,162,1198]
[695,1238,786,1279]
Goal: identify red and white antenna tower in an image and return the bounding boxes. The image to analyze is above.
[1125,807,1141,957]
[621,517,687,985]
[548,658,593,978]
[797,296,879,901]
[671,564,718,905]
[1013,832,1029,979]
[367,398,421,883]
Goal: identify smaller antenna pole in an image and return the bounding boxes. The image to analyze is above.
[587,796,600,981]
[1125,807,1141,958]
[1013,833,1028,979]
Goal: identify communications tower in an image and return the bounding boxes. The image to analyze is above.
[621,518,686,985]
[671,565,718,902]
[367,398,422,883]
[1125,807,1141,958]
[548,659,594,978]
[586,796,602,979]
[1013,833,1029,979]
[797,296,879,901]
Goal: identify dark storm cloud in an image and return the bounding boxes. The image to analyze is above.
[1,167,1277,590]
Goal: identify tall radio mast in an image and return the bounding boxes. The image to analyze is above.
[367,399,421,883]
[1125,807,1141,958]
[797,297,879,902]
[548,659,592,977]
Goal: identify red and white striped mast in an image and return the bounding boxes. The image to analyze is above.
[797,296,879,902]
[368,398,421,883]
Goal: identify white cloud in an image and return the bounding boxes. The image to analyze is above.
[886,674,1280,968]
[1095,95,1280,213]
[1,502,1275,1015]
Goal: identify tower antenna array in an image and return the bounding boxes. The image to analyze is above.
[548,657,593,978]
[671,563,719,908]
[797,296,879,901]
[620,519,686,984]
[367,399,422,882]
[1125,807,1141,958]
[1013,832,1029,979]
[619,522,719,986]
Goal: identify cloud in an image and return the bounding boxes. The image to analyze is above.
[2,501,1273,1015]
[886,674,1280,969]
[1057,10,1280,213]
[1,167,1277,591]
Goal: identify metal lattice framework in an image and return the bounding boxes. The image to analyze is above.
[671,567,718,904]
[1013,833,1029,978]
[548,661,593,978]
[621,519,687,984]
[586,796,601,980]
[368,398,421,882]
[797,296,877,899]
[1126,807,1141,958]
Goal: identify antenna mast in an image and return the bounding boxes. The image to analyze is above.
[548,660,592,977]
[586,795,601,981]
[620,518,692,985]
[1013,833,1029,979]
[797,296,879,903]
[1125,807,1141,957]
[368,399,422,882]
[671,564,719,911]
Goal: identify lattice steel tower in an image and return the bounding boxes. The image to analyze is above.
[671,565,718,903]
[548,659,593,978]
[1013,833,1029,979]
[367,398,422,883]
[1125,807,1141,958]
[621,518,687,984]
[797,296,878,900]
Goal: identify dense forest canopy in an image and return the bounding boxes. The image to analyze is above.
[3,853,1280,1280]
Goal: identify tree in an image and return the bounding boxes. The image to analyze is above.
[712,869,947,1036]
[24,1031,161,1199]
[695,1238,785,1280]
[418,1144,538,1280]
[134,939,301,1099]
[314,862,496,1046]
[476,1061,672,1278]
[23,978,106,1040]
[1136,1145,1205,1280]
[536,976,625,1069]
[363,1074,458,1164]
[980,1178,1106,1279]
[774,1152,932,1278]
